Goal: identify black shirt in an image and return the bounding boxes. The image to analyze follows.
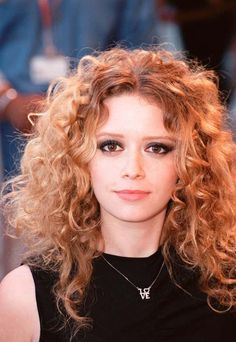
[30,248,236,341]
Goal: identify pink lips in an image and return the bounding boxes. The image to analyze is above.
[114,190,150,201]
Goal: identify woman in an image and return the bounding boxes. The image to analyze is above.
[0,47,236,341]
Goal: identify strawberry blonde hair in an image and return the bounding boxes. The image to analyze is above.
[2,47,236,329]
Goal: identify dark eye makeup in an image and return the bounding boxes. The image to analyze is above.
[145,142,175,154]
[98,139,123,152]
[97,139,175,154]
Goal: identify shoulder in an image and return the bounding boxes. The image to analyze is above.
[0,265,40,342]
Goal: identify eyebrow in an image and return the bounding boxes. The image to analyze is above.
[96,132,176,142]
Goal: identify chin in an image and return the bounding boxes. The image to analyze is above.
[113,212,161,224]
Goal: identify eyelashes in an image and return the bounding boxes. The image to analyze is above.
[98,139,122,152]
[97,139,175,155]
[145,142,175,154]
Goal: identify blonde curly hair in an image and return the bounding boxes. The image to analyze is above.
[2,47,236,329]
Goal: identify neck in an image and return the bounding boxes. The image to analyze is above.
[100,213,165,257]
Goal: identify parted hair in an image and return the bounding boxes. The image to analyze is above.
[2,47,236,329]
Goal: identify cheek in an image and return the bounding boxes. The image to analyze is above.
[88,157,109,188]
[168,174,178,193]
[165,167,178,189]
[89,153,119,176]
[166,164,178,183]
[151,161,178,192]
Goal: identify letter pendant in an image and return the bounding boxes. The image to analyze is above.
[137,287,150,300]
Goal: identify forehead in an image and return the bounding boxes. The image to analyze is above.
[98,94,170,137]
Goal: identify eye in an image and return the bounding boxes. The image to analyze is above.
[98,139,123,153]
[145,143,174,154]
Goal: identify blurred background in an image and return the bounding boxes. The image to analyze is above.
[0,0,236,279]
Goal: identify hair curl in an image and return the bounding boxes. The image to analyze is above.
[2,47,236,330]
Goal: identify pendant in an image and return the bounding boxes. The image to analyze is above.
[137,287,151,300]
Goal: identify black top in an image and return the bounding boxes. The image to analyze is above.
[30,248,236,341]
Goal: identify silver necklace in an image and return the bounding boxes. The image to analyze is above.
[101,254,165,300]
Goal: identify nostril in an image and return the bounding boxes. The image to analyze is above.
[121,164,145,179]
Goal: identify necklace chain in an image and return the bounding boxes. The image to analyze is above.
[101,254,165,300]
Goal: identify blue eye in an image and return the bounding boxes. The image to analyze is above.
[146,143,174,154]
[98,140,123,152]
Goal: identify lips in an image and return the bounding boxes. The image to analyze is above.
[114,190,150,201]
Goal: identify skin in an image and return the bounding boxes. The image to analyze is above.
[0,80,43,132]
[89,93,178,257]
[0,265,40,342]
[4,93,44,132]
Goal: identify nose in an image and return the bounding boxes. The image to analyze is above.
[120,151,145,180]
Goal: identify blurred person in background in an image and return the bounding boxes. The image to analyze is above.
[157,0,236,100]
[156,0,236,139]
[0,0,157,277]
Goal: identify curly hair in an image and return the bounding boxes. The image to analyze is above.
[2,47,236,329]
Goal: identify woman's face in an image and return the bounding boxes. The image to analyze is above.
[88,94,178,227]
